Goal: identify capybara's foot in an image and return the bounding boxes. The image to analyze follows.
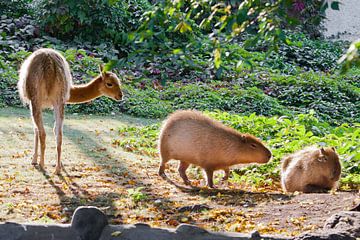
[159,171,167,179]
[158,166,167,178]
[183,179,192,186]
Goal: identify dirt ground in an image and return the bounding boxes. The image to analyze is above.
[0,107,358,237]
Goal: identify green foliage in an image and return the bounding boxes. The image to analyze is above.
[33,0,150,41]
[114,111,360,187]
[120,82,290,119]
[135,0,341,70]
[0,0,32,17]
[114,125,159,157]
[0,56,22,107]
[339,39,360,73]
[127,187,148,203]
[264,33,344,73]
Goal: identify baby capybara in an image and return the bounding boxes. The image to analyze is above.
[281,146,341,193]
[158,110,272,188]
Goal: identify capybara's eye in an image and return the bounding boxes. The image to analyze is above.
[251,143,257,149]
[106,83,113,88]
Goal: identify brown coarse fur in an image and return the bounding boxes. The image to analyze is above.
[18,48,123,174]
[281,146,341,193]
[158,110,272,188]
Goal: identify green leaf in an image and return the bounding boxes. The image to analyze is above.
[330,1,340,10]
[214,48,221,69]
[103,60,118,72]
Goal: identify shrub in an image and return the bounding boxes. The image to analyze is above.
[0,0,32,18]
[32,0,150,41]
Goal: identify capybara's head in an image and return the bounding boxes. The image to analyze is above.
[238,134,272,163]
[98,65,123,101]
[318,147,341,181]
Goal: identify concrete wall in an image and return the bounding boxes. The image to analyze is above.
[324,0,360,41]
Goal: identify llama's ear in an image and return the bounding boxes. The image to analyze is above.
[99,64,105,78]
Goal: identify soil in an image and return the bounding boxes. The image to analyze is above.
[0,107,358,237]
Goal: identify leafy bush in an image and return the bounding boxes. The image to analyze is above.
[0,56,22,107]
[265,33,345,73]
[120,82,290,119]
[113,111,360,188]
[0,0,32,17]
[33,0,150,41]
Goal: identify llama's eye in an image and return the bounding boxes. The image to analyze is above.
[106,83,113,88]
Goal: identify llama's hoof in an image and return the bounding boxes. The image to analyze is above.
[31,156,38,165]
[53,168,61,175]
[39,162,45,169]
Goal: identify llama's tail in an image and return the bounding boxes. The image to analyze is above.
[18,55,32,105]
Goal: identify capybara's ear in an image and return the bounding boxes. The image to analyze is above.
[331,146,336,152]
[318,148,327,162]
[320,147,326,155]
[240,134,246,143]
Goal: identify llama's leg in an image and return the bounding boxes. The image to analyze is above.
[31,127,39,165]
[178,161,191,185]
[53,104,64,175]
[204,168,214,188]
[30,102,46,169]
[222,167,230,181]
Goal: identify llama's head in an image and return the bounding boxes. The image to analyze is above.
[98,65,123,101]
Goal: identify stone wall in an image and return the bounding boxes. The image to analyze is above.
[324,0,360,41]
[0,206,359,240]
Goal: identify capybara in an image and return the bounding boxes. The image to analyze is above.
[281,146,341,193]
[158,110,272,188]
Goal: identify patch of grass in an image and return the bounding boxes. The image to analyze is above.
[127,187,148,203]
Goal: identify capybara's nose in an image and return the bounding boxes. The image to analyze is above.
[268,152,272,159]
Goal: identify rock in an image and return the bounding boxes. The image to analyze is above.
[176,224,208,235]
[294,232,355,240]
[350,203,360,212]
[250,230,261,239]
[177,204,211,212]
[323,211,360,238]
[71,206,108,240]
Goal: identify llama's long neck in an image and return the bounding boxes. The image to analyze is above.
[67,76,103,104]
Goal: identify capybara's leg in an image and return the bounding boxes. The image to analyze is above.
[158,155,170,178]
[178,161,191,185]
[30,101,46,169]
[204,168,214,188]
[222,168,230,181]
[303,184,329,193]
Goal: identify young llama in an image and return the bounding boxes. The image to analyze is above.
[18,48,123,174]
